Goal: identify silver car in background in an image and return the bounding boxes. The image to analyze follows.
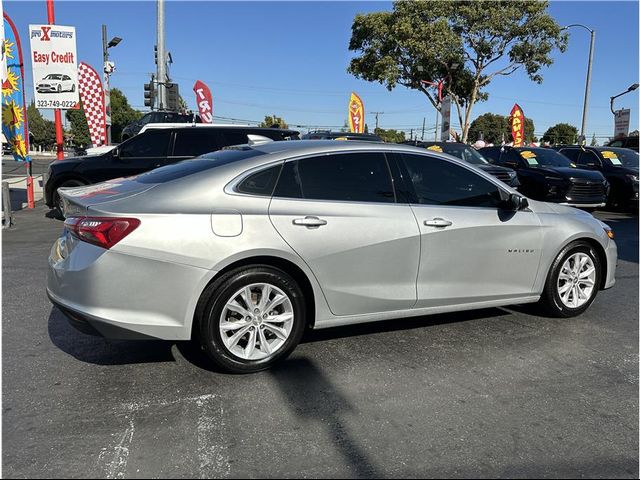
[47,141,617,373]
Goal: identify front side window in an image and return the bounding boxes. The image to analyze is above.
[576,150,602,167]
[274,152,395,203]
[119,130,170,158]
[559,148,581,163]
[401,153,502,208]
[173,130,220,157]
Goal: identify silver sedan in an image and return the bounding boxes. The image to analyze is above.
[47,141,617,373]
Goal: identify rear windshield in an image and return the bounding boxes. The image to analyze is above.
[136,148,264,184]
[516,148,572,167]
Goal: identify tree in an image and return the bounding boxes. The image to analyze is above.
[468,112,535,144]
[258,114,288,129]
[590,133,598,146]
[347,1,566,142]
[110,88,143,142]
[374,127,405,143]
[542,123,578,145]
[65,105,91,147]
[364,123,369,133]
[26,101,56,149]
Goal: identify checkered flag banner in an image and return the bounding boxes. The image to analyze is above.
[77,62,106,147]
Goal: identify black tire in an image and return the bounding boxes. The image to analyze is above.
[195,265,307,373]
[71,84,75,92]
[57,84,62,93]
[53,179,86,219]
[537,241,601,318]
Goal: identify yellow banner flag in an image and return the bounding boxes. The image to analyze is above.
[348,92,364,133]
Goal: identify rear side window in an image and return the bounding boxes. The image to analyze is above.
[400,153,502,208]
[559,148,580,163]
[236,165,281,196]
[274,152,395,203]
[119,130,170,158]
[173,130,220,157]
[219,131,249,148]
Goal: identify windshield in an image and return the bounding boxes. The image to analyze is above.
[426,143,489,165]
[45,74,62,80]
[599,148,639,168]
[517,148,572,167]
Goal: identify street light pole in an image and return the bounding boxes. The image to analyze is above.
[562,24,595,144]
[101,26,121,145]
[610,83,639,114]
[157,0,166,110]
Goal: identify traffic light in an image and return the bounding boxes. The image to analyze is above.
[165,82,180,111]
[144,79,155,108]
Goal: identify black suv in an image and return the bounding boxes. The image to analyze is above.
[120,111,201,141]
[301,131,383,142]
[403,141,519,188]
[44,126,300,213]
[553,145,638,208]
[479,146,609,208]
[605,136,638,152]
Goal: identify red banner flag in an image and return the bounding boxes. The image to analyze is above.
[510,104,525,147]
[193,80,213,123]
[348,92,364,133]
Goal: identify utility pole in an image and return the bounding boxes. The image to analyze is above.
[156,0,166,110]
[434,110,439,141]
[371,111,384,130]
[421,117,425,140]
[102,25,121,144]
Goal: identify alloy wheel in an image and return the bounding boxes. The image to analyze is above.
[219,282,294,361]
[557,252,596,308]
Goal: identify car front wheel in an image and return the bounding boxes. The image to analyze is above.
[195,265,306,373]
[538,241,601,317]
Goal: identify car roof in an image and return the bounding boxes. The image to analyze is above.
[140,124,299,134]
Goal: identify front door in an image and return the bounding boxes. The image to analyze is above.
[269,151,420,316]
[113,129,172,179]
[397,152,543,308]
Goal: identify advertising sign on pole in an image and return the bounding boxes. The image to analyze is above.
[440,96,451,141]
[29,24,79,109]
[614,109,630,138]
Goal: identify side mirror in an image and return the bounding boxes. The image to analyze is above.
[503,193,529,211]
[504,161,519,169]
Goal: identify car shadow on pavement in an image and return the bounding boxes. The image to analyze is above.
[47,306,176,365]
[270,357,383,478]
[302,307,511,344]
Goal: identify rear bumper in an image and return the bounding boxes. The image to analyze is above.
[47,236,213,340]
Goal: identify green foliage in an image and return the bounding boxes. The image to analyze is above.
[374,127,405,143]
[65,105,91,147]
[26,101,56,148]
[258,115,288,129]
[542,123,578,145]
[590,133,598,146]
[348,0,566,142]
[110,88,143,142]
[468,112,535,144]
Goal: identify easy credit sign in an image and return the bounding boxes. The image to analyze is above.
[29,24,79,109]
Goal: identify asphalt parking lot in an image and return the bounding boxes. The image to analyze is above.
[3,206,638,478]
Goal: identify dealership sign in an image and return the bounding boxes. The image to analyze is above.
[29,24,79,109]
[614,109,630,138]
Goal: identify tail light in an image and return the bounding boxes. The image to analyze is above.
[64,216,140,249]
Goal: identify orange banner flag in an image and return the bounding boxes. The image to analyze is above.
[348,92,364,133]
[510,104,525,147]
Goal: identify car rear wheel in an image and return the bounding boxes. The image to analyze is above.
[538,241,601,317]
[57,84,61,93]
[53,179,86,219]
[195,265,306,373]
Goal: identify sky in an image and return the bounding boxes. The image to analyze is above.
[5,0,640,141]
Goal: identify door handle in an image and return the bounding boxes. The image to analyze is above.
[293,216,327,227]
[424,218,452,228]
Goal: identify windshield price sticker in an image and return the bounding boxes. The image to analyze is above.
[601,151,622,165]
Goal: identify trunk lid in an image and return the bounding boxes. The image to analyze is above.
[59,178,157,216]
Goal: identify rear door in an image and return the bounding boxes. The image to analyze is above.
[268,151,420,316]
[397,152,542,308]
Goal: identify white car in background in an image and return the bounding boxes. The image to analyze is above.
[36,74,75,93]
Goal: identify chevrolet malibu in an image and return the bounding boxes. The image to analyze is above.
[47,141,617,373]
